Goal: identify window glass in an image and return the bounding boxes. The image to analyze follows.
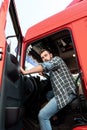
[5,11,18,57]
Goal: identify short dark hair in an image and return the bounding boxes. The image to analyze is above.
[39,49,51,55]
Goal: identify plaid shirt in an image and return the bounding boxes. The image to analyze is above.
[41,56,76,109]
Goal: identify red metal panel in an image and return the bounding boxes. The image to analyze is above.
[24,0,87,42]
[73,126,87,130]
[67,0,83,7]
[0,0,9,87]
[71,18,87,96]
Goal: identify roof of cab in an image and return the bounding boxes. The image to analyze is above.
[24,0,86,42]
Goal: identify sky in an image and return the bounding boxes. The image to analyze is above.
[14,0,73,35]
[0,0,73,55]
[0,0,73,36]
[5,0,73,36]
[0,0,73,75]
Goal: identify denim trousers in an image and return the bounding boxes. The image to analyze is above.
[38,94,76,130]
[38,97,58,130]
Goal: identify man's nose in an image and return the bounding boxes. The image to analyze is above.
[43,57,46,61]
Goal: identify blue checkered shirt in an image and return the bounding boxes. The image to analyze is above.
[41,56,76,109]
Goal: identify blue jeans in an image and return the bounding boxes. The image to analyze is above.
[38,97,58,130]
[38,94,76,130]
[46,90,54,101]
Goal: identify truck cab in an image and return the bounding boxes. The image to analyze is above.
[0,0,87,130]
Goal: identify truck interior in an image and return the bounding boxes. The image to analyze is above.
[20,28,87,130]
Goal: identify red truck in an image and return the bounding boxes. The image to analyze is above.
[0,0,87,130]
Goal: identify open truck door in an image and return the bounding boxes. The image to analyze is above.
[0,0,24,130]
[0,0,9,129]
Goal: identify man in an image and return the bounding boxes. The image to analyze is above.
[20,49,76,130]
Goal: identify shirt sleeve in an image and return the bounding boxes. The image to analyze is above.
[40,56,61,72]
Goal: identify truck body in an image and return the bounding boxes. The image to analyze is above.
[0,0,87,130]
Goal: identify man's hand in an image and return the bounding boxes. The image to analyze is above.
[39,72,44,76]
[20,67,26,74]
[20,65,43,75]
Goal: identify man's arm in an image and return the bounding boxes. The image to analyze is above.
[20,65,43,75]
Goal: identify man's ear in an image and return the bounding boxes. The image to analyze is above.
[50,53,53,58]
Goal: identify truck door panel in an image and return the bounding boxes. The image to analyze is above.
[1,46,23,130]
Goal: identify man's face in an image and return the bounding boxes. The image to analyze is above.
[40,51,53,62]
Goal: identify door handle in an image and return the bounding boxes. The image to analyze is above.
[0,48,3,60]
